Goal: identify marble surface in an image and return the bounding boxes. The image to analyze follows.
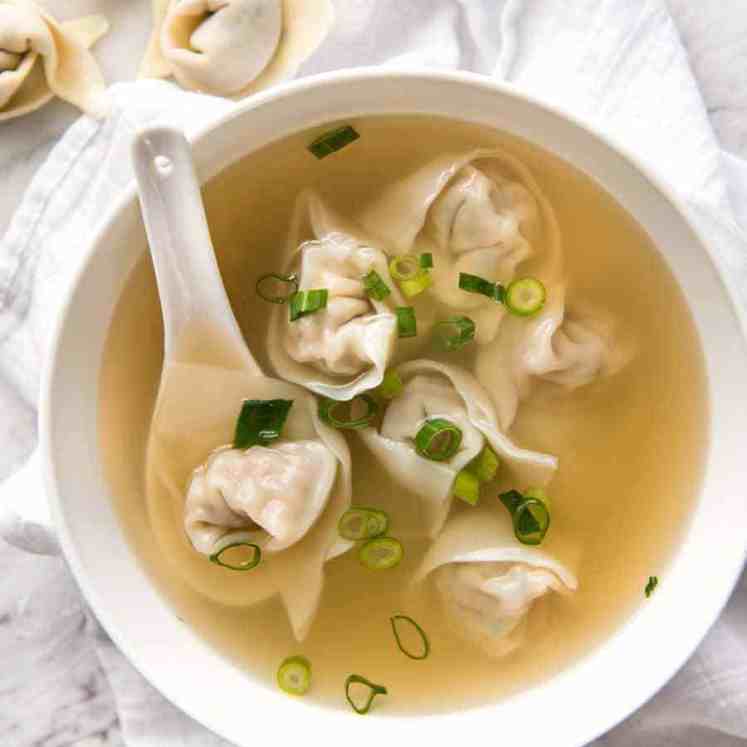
[0,1,746,745]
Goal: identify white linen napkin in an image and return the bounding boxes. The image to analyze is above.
[2,1,747,745]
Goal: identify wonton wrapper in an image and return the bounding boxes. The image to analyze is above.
[140,0,333,97]
[357,359,557,538]
[0,0,108,122]
[415,508,577,658]
[147,362,352,640]
[476,285,634,430]
[359,147,562,344]
[268,190,409,401]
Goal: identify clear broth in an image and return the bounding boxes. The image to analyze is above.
[99,116,708,714]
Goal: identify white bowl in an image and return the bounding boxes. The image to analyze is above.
[43,69,747,746]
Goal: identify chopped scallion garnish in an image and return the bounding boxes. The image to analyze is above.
[505,277,546,317]
[289,289,328,321]
[209,541,261,571]
[458,272,503,301]
[395,306,417,338]
[338,507,389,541]
[419,253,434,269]
[255,273,299,304]
[499,489,551,545]
[390,255,432,297]
[359,537,403,570]
[645,576,659,598]
[277,656,311,695]
[399,272,433,298]
[433,315,476,352]
[319,394,378,430]
[389,255,422,282]
[471,445,500,483]
[453,468,480,505]
[308,125,360,159]
[376,369,404,400]
[345,674,387,715]
[415,418,463,462]
[234,399,293,449]
[362,269,391,301]
[390,615,430,660]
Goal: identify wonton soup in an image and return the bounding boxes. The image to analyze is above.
[99,117,707,714]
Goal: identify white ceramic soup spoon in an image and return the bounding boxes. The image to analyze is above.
[132,125,260,374]
[131,126,353,640]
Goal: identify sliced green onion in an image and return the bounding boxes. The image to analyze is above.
[308,125,360,159]
[289,289,328,321]
[345,674,387,715]
[499,489,551,545]
[255,273,299,304]
[645,576,659,598]
[505,277,546,317]
[359,537,403,570]
[524,485,550,510]
[471,446,500,483]
[362,269,391,301]
[376,369,404,400]
[319,394,378,430]
[209,541,261,571]
[338,507,389,540]
[234,399,293,449]
[396,306,417,338]
[453,468,480,505]
[415,418,463,462]
[277,655,311,695]
[389,255,423,282]
[390,615,430,660]
[419,253,434,269]
[458,272,503,302]
[433,315,476,352]
[399,272,433,298]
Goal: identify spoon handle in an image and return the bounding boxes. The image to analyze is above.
[132,126,260,374]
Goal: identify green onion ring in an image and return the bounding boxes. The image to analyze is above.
[289,289,328,321]
[338,507,389,541]
[389,255,423,282]
[390,615,430,660]
[359,537,403,570]
[376,369,404,400]
[362,269,391,301]
[499,489,551,545]
[395,306,417,338]
[277,656,311,695]
[345,674,388,714]
[415,418,463,462]
[234,398,294,449]
[419,253,434,269]
[308,125,360,159]
[319,394,378,430]
[255,273,299,304]
[433,316,476,352]
[209,541,261,571]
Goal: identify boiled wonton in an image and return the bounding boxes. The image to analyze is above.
[0,0,108,121]
[357,359,557,538]
[476,286,634,430]
[147,361,352,640]
[359,147,562,343]
[268,190,409,401]
[140,0,334,97]
[415,508,577,657]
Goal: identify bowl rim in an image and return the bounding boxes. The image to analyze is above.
[41,66,747,746]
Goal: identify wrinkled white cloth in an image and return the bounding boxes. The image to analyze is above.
[1,1,747,745]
